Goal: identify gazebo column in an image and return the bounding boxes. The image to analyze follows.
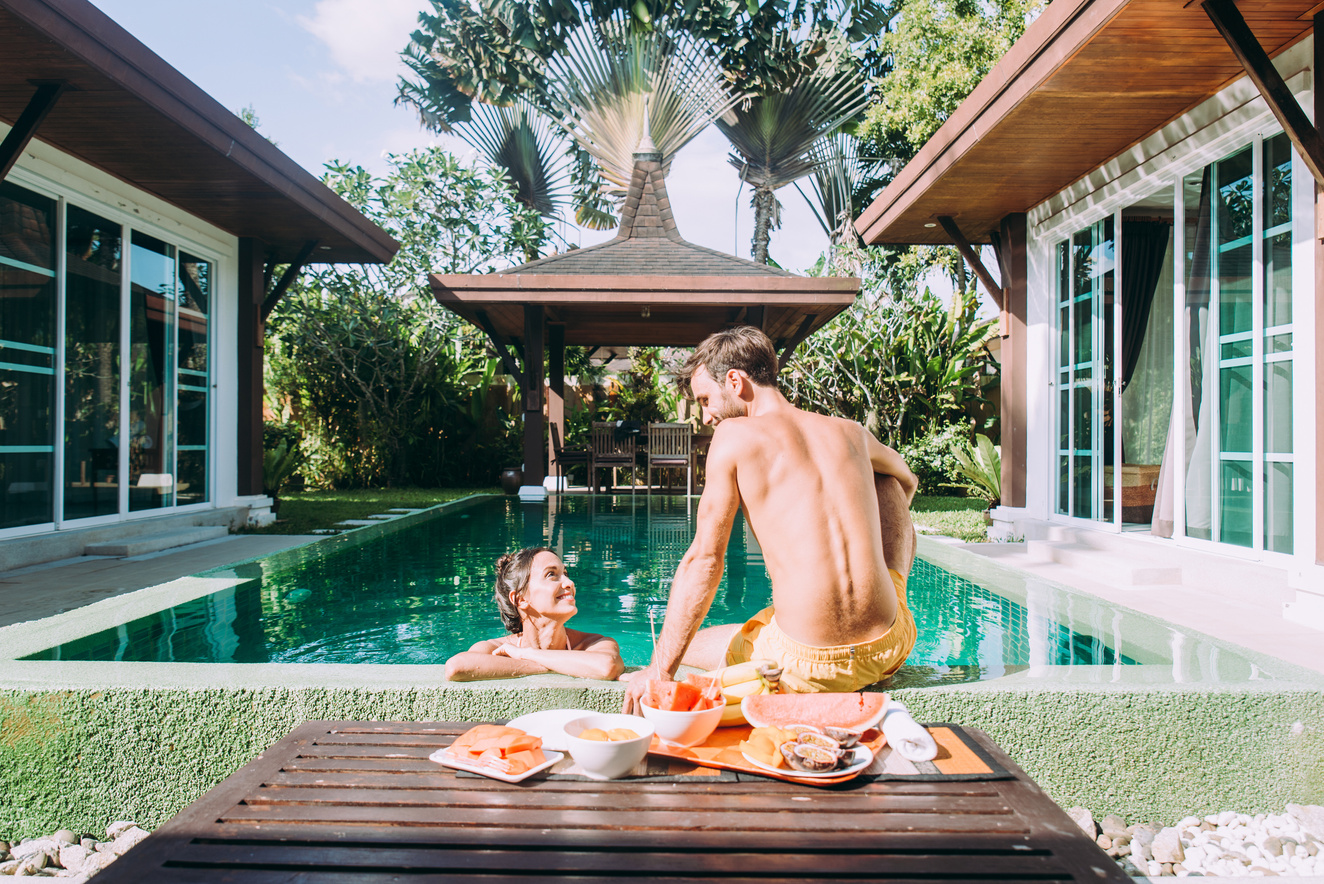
[521,305,547,494]
[548,323,566,489]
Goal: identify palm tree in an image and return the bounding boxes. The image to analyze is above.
[542,23,741,198]
[717,41,869,264]
[793,132,892,274]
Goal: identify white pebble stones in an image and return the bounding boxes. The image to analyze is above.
[1065,803,1324,877]
[0,821,149,879]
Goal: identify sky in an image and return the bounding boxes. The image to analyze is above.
[87,0,833,274]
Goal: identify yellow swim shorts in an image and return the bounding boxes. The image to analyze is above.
[724,570,917,693]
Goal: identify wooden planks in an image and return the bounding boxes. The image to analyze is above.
[94,721,1130,883]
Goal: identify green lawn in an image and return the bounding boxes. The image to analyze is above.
[242,487,499,535]
[910,493,990,543]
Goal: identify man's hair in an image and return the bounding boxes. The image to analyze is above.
[677,326,778,397]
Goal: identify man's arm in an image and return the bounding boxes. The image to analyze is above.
[865,430,919,502]
[621,429,742,712]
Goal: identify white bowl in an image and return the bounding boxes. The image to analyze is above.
[639,700,726,748]
[562,714,655,780]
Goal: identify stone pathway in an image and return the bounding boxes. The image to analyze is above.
[0,534,319,629]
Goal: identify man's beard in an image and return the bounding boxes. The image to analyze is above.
[708,389,746,423]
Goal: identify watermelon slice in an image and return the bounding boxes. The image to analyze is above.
[741,692,887,731]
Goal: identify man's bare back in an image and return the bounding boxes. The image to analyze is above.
[711,407,899,648]
[620,327,918,712]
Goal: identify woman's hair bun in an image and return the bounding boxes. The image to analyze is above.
[494,552,516,578]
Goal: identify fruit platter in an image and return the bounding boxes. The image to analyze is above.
[640,677,891,785]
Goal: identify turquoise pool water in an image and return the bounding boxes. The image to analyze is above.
[25,495,1135,681]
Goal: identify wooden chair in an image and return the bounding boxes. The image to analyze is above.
[646,423,693,496]
[590,422,637,493]
[549,422,590,490]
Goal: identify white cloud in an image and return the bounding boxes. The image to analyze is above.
[299,0,424,83]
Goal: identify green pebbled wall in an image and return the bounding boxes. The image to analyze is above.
[2,674,1322,840]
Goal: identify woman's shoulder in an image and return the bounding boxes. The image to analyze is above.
[565,627,617,651]
[470,634,518,652]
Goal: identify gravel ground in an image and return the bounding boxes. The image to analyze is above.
[1065,803,1324,878]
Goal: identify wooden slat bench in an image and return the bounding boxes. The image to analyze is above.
[97,721,1130,882]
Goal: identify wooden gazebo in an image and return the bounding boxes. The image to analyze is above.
[430,148,859,490]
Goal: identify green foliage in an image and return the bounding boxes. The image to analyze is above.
[265,148,535,488]
[594,347,672,424]
[860,0,1044,159]
[782,281,998,449]
[262,422,305,502]
[952,433,1001,505]
[897,421,971,496]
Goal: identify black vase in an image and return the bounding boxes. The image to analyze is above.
[499,468,523,495]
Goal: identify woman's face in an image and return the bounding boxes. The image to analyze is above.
[515,551,577,623]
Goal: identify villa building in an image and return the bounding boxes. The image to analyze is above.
[857,0,1324,628]
[0,0,396,567]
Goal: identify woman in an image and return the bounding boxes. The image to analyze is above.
[443,546,625,682]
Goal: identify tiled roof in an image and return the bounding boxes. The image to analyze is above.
[500,156,794,278]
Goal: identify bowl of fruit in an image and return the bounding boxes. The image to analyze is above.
[639,674,726,748]
[562,713,655,780]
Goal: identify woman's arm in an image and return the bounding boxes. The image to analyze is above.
[443,638,550,682]
[496,632,625,680]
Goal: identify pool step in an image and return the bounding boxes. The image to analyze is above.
[84,526,229,558]
[1025,540,1182,586]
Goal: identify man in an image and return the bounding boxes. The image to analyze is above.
[622,326,919,712]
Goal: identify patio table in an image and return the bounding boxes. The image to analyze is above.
[97,720,1130,882]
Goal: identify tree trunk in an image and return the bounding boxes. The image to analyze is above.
[751,186,775,264]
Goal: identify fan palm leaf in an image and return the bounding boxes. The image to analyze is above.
[542,23,742,197]
[453,99,573,218]
[717,39,869,262]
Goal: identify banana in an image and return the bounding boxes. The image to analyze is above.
[706,660,784,726]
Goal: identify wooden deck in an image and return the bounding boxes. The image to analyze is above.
[97,721,1130,882]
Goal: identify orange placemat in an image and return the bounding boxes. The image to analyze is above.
[647,723,1013,784]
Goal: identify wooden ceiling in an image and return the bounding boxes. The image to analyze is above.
[0,0,397,263]
[856,0,1318,246]
[431,274,859,348]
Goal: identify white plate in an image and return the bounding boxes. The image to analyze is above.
[741,745,873,779]
[506,709,600,752]
[429,747,564,783]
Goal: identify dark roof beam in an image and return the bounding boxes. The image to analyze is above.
[937,216,1004,312]
[777,315,816,370]
[473,308,525,388]
[0,80,67,183]
[1202,0,1324,187]
[260,239,318,322]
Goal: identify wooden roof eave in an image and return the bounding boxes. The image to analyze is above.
[429,273,860,305]
[0,0,398,264]
[853,0,1318,247]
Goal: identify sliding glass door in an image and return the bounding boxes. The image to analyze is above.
[0,179,215,536]
[1055,218,1115,522]
[1181,133,1295,552]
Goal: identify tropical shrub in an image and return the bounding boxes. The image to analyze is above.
[952,433,1002,506]
[781,285,998,449]
[897,422,972,496]
[265,147,542,487]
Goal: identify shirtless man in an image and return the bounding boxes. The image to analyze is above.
[621,326,919,713]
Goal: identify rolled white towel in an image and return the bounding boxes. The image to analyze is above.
[881,701,937,762]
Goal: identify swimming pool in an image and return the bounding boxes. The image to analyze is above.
[18,495,1274,683]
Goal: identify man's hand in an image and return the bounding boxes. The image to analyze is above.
[620,665,666,714]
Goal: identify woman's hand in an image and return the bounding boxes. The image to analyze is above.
[492,643,527,660]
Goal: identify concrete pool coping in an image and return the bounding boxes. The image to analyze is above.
[1,493,1322,838]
